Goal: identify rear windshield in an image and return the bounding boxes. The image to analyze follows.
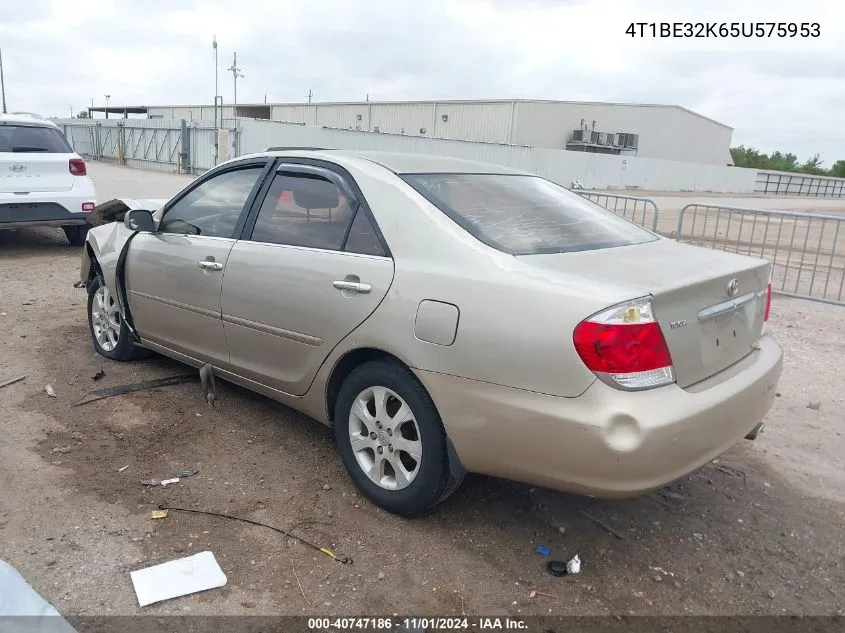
[0,124,73,153]
[402,173,657,255]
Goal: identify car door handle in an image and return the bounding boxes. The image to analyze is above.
[333,280,372,294]
[198,260,224,271]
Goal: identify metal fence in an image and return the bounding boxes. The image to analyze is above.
[577,191,660,232]
[675,203,845,306]
[755,170,845,198]
[59,119,240,175]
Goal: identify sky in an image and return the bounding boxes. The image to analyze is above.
[1,0,842,166]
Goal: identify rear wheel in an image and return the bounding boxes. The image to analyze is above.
[334,360,464,516]
[87,275,147,361]
[63,225,89,246]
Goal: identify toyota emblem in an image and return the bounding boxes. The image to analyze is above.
[9,164,26,172]
[726,278,740,297]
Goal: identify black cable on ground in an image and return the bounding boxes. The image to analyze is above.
[158,504,353,565]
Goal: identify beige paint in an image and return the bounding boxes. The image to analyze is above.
[414,300,459,346]
[81,149,783,498]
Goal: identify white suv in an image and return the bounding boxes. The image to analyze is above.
[0,113,97,245]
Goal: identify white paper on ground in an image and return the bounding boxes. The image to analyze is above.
[130,551,227,607]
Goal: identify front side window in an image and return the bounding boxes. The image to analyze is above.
[402,173,657,255]
[250,173,357,251]
[159,166,264,238]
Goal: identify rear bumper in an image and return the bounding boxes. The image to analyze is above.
[0,202,91,228]
[416,335,783,498]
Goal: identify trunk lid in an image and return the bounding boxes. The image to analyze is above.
[517,238,771,388]
[0,152,76,193]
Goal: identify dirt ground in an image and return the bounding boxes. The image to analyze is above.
[1,164,845,619]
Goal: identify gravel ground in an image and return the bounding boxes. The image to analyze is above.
[1,164,844,620]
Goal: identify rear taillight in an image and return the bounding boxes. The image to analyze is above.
[573,297,675,391]
[69,158,87,176]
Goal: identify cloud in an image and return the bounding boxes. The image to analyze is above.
[0,0,842,165]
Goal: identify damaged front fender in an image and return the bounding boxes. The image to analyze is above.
[79,198,169,341]
[80,198,168,286]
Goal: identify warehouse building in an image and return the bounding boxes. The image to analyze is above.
[121,98,733,166]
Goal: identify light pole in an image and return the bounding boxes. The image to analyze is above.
[213,34,219,129]
[227,52,243,116]
[104,94,110,119]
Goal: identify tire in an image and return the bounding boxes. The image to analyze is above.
[334,360,464,516]
[87,275,148,361]
[63,225,89,246]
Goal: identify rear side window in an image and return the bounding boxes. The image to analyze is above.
[402,174,657,255]
[345,209,387,256]
[0,125,73,153]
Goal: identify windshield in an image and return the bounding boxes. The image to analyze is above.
[0,124,73,153]
[402,173,657,255]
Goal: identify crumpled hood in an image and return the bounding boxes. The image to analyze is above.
[88,198,169,227]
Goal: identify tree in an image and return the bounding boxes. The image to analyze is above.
[76,110,90,119]
[730,145,845,179]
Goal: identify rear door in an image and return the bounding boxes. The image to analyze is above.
[0,124,75,193]
[124,159,271,365]
[221,162,394,395]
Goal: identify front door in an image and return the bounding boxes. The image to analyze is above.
[125,162,268,365]
[221,164,395,395]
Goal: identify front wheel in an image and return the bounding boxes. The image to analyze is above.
[334,360,464,516]
[63,225,89,246]
[87,275,147,361]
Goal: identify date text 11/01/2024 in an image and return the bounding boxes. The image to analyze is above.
[625,22,820,38]
[307,617,527,630]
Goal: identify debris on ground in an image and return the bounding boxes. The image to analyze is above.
[566,555,581,575]
[528,590,558,599]
[0,374,26,389]
[649,565,675,578]
[142,468,199,487]
[45,385,57,398]
[150,510,168,520]
[535,546,551,557]
[51,446,72,455]
[92,368,106,381]
[130,551,227,607]
[545,561,568,577]
[580,510,625,540]
[557,526,566,536]
[807,401,821,411]
[159,505,353,565]
[117,465,129,473]
[71,373,196,407]
[199,363,216,407]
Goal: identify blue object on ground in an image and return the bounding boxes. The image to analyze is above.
[535,546,551,556]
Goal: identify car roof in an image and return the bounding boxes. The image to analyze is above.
[262,149,528,176]
[0,112,59,128]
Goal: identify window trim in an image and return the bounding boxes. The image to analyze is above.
[239,159,392,258]
[157,157,273,239]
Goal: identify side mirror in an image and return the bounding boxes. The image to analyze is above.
[124,209,155,232]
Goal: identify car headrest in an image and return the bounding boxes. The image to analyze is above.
[292,179,340,210]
